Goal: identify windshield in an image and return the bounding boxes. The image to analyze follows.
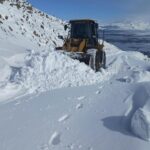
[71,23,90,38]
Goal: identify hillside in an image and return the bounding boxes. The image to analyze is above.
[0,0,65,56]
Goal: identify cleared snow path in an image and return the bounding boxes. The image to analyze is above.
[0,36,150,150]
[0,81,150,150]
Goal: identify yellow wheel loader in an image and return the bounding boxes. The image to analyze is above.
[56,19,106,71]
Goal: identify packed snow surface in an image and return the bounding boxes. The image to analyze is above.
[131,85,150,141]
[0,0,150,150]
[0,39,150,149]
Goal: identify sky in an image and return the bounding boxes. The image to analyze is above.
[27,0,150,23]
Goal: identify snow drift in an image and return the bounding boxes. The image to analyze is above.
[131,108,150,141]
[130,85,150,141]
[0,42,119,102]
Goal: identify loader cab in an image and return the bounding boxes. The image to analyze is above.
[56,19,106,71]
[69,19,99,40]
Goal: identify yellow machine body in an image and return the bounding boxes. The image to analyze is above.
[62,19,104,53]
[56,19,106,71]
[63,38,104,53]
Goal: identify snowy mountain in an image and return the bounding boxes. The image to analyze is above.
[104,20,150,31]
[0,0,65,53]
[101,19,150,57]
[0,1,150,150]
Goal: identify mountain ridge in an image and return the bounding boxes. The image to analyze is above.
[0,0,65,51]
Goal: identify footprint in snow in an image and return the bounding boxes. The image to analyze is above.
[67,144,83,150]
[78,145,83,149]
[98,86,103,89]
[58,114,70,122]
[14,101,21,106]
[95,90,101,94]
[48,131,61,146]
[40,144,49,150]
[67,143,75,150]
[88,147,93,150]
[116,77,132,83]
[76,103,83,110]
[77,96,86,100]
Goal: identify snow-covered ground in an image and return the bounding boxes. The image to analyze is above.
[0,0,150,150]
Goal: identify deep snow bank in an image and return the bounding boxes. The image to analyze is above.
[124,83,150,141]
[1,41,149,103]
[0,49,110,95]
[0,41,123,102]
[130,84,150,141]
[131,108,150,141]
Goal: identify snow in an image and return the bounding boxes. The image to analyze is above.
[76,103,83,109]
[0,0,66,101]
[77,96,86,101]
[0,42,124,103]
[0,0,65,54]
[131,108,150,141]
[1,38,149,149]
[58,114,70,122]
[49,131,61,146]
[0,0,150,150]
[1,82,150,150]
[130,85,150,141]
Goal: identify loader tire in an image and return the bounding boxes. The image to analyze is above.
[89,50,106,72]
[99,51,106,69]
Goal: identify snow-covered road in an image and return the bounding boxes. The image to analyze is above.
[0,78,150,150]
[0,40,150,150]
